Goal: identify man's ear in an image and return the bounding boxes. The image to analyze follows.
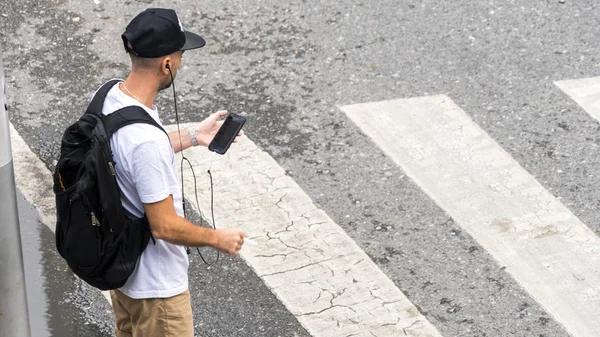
[161,57,171,75]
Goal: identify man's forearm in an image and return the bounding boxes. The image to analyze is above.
[168,129,195,153]
[152,214,219,248]
[144,195,245,255]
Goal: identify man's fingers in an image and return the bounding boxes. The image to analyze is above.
[213,110,228,120]
[216,229,246,256]
[236,233,246,253]
[232,242,242,255]
[232,131,244,143]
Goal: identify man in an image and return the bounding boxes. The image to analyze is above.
[103,8,246,337]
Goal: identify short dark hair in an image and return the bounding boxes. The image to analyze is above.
[129,53,161,69]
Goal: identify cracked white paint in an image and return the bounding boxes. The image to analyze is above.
[341,95,600,337]
[166,124,442,337]
[556,76,600,122]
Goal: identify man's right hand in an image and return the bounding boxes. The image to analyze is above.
[144,195,248,252]
[214,229,247,256]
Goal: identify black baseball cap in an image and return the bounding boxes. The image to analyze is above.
[122,8,206,58]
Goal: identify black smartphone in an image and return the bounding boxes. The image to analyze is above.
[208,113,246,155]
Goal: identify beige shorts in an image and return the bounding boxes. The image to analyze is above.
[110,289,194,337]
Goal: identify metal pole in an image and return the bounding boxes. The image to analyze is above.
[0,42,32,337]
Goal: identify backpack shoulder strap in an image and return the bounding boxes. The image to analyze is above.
[86,79,121,116]
[103,106,168,138]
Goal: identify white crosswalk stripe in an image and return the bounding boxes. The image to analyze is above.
[341,94,600,337]
[10,123,56,232]
[556,76,600,122]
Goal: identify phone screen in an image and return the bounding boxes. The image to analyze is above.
[208,113,246,154]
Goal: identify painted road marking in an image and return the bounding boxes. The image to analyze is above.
[555,76,600,122]
[166,124,443,337]
[341,95,600,337]
[9,123,113,304]
[10,123,56,232]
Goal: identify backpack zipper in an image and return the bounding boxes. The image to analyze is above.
[91,212,100,226]
[108,162,116,176]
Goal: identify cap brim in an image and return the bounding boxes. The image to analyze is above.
[181,31,206,51]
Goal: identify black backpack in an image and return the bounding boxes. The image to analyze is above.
[53,80,166,290]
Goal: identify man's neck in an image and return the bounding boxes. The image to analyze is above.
[121,73,159,109]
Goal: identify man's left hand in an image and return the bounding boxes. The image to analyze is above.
[194,110,243,147]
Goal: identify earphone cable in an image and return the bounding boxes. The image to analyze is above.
[168,65,219,265]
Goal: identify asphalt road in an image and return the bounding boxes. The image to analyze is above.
[2,0,599,336]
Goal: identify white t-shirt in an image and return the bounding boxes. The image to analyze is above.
[100,80,188,299]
